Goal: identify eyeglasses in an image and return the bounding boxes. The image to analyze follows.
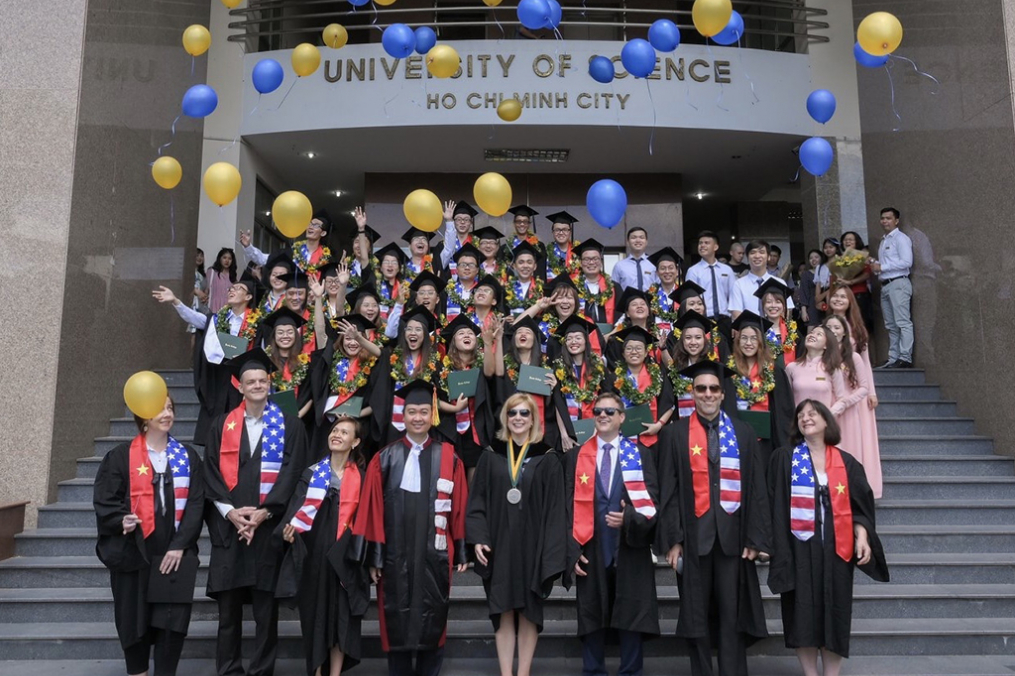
[457,261,477,269]
[581,257,600,264]
[552,227,571,234]
[228,284,249,293]
[507,408,532,418]
[453,217,472,223]
[693,385,723,394]
[739,335,760,344]
[592,407,620,416]
[513,218,529,224]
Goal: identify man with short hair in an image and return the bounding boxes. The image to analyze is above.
[873,207,914,368]
[686,231,736,340]
[545,211,581,282]
[728,242,748,275]
[656,361,771,676]
[574,239,619,325]
[435,200,477,278]
[612,227,659,292]
[564,391,660,676]
[767,245,795,290]
[203,349,307,676]
[729,239,793,320]
[240,210,333,279]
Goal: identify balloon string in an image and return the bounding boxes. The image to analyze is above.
[792,165,801,183]
[889,54,941,94]
[736,39,759,104]
[190,56,195,78]
[250,93,262,117]
[610,81,622,131]
[885,59,902,132]
[581,0,587,17]
[645,78,656,156]
[272,77,299,111]
[705,42,729,112]
[492,8,505,40]
[169,192,176,244]
[372,3,382,33]
[157,115,181,156]
[684,80,698,111]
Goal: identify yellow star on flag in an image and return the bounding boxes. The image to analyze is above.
[579,473,590,485]
[691,445,703,456]
[227,421,237,431]
[137,464,149,476]
[836,483,846,495]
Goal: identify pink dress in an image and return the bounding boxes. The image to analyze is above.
[207,269,233,313]
[851,343,883,498]
[785,357,847,412]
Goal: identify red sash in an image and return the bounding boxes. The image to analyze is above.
[688,414,711,517]
[749,362,770,412]
[219,401,247,492]
[332,359,362,409]
[632,366,659,447]
[434,442,457,552]
[128,435,157,539]
[589,276,616,324]
[572,439,599,546]
[827,447,854,561]
[337,464,362,538]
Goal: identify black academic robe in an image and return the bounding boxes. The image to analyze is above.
[439,371,496,469]
[309,344,379,460]
[203,409,307,595]
[93,442,205,648]
[465,442,567,631]
[493,373,569,452]
[732,363,795,470]
[767,447,889,657]
[367,348,456,449]
[276,464,371,675]
[656,416,771,644]
[351,438,469,652]
[562,439,661,638]
[554,365,615,446]
[192,315,244,446]
[576,278,621,325]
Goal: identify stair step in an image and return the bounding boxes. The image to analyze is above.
[876,417,977,436]
[878,436,994,455]
[875,401,958,417]
[875,385,942,401]
[881,456,1014,477]
[155,369,196,387]
[872,370,927,386]
[882,476,1015,500]
[109,417,197,437]
[93,436,197,458]
[877,501,1015,526]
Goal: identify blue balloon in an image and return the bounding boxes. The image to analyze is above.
[712,10,744,46]
[648,19,681,53]
[251,59,284,94]
[800,137,834,176]
[621,39,656,79]
[517,0,551,31]
[853,41,889,68]
[544,0,562,29]
[587,179,628,229]
[806,89,837,124]
[382,23,415,59]
[414,27,437,55]
[589,55,615,84]
[182,84,218,118]
[348,0,369,6]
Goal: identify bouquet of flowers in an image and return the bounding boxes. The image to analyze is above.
[829,248,868,281]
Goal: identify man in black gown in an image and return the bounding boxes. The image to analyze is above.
[203,349,308,676]
[656,361,771,676]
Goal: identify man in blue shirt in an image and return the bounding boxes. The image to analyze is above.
[873,207,914,368]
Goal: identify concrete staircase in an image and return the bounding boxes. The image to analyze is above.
[2,369,1014,663]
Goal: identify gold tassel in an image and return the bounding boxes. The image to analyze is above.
[431,387,441,427]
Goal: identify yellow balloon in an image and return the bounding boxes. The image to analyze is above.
[203,162,242,207]
[221,0,243,7]
[483,0,502,6]
[182,25,211,57]
[497,98,522,122]
[272,191,314,238]
[473,173,513,217]
[124,371,169,420]
[426,45,460,79]
[403,189,443,232]
[375,0,397,5]
[857,11,903,56]
[692,0,732,37]
[152,156,182,190]
[323,23,348,49]
[292,43,321,77]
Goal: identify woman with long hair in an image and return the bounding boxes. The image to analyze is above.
[784,326,865,426]
[373,243,407,323]
[262,307,315,421]
[279,416,371,676]
[663,281,729,367]
[802,249,826,328]
[756,279,800,367]
[551,315,610,452]
[611,325,674,448]
[93,396,205,676]
[519,276,606,361]
[815,238,841,313]
[838,231,874,332]
[207,247,238,312]
[607,288,661,366]
[827,284,878,410]
[667,311,736,420]
[768,400,888,676]
[188,248,210,342]
[467,393,566,676]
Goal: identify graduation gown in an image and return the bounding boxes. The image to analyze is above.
[277,464,371,675]
[546,321,608,364]
[93,442,205,648]
[655,417,771,644]
[203,410,307,595]
[367,348,456,448]
[350,438,468,652]
[577,278,620,325]
[767,447,889,657]
[465,442,567,631]
[192,314,244,446]
[493,373,569,451]
[309,344,379,460]
[439,371,496,469]
[562,439,661,638]
[731,363,795,469]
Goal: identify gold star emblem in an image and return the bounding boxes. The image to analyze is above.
[836,483,846,495]
[579,473,590,485]
[137,464,149,476]
[691,445,703,456]
[226,421,237,431]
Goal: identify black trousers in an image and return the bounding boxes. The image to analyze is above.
[123,628,186,676]
[386,647,445,676]
[216,587,279,676]
[581,566,644,676]
[688,548,747,676]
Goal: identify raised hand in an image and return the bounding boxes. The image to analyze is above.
[337,257,351,287]
[239,230,252,247]
[443,200,457,222]
[354,207,367,230]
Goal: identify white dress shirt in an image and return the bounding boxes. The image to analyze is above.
[686,259,736,318]
[596,434,621,498]
[175,303,246,333]
[729,272,794,315]
[877,228,913,280]
[214,409,266,518]
[612,254,658,292]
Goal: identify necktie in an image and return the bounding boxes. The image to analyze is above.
[600,443,613,496]
[152,474,166,516]
[635,257,644,291]
[756,278,764,313]
[709,265,720,318]
[400,443,425,493]
[707,423,720,464]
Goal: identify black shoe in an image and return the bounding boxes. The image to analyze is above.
[896,360,914,368]
[875,360,898,369]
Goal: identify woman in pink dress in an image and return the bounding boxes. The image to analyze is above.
[827,283,878,410]
[824,315,881,498]
[206,247,237,313]
[784,326,847,413]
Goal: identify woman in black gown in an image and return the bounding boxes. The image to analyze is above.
[280,416,371,676]
[93,396,205,676]
[768,400,888,676]
[466,392,567,676]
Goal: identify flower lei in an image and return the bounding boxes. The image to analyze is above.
[541,312,562,337]
[669,370,693,397]
[389,342,441,387]
[270,351,311,392]
[343,254,364,289]
[215,306,261,342]
[328,354,376,396]
[649,284,679,323]
[445,278,476,312]
[766,319,799,357]
[577,273,614,308]
[613,362,662,405]
[554,356,605,403]
[505,277,544,312]
[405,254,434,282]
[547,240,581,278]
[293,240,332,276]
[503,353,521,383]
[727,355,776,405]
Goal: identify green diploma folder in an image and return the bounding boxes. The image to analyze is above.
[218,332,249,360]
[269,390,298,418]
[517,365,552,397]
[620,404,653,438]
[448,369,479,400]
[571,419,597,445]
[739,410,772,439]
[597,323,615,337]
[327,396,364,418]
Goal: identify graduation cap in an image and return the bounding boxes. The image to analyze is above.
[475,275,504,303]
[346,284,380,310]
[472,226,503,242]
[615,325,655,346]
[400,304,438,334]
[336,313,375,333]
[453,201,479,218]
[375,242,407,267]
[227,347,277,378]
[261,306,307,331]
[555,314,597,338]
[731,310,773,334]
[278,270,309,290]
[512,240,543,262]
[679,360,734,382]
[673,309,715,334]
[669,280,706,305]
[617,287,651,313]
[401,227,439,245]
[394,378,439,407]
[648,247,683,267]
[356,225,382,245]
[452,242,483,264]
[753,277,790,300]
[440,313,481,345]
[312,209,332,230]
[574,239,605,257]
[508,205,539,219]
[546,210,579,226]
[264,250,293,276]
[545,274,579,297]
[507,315,547,344]
[409,270,444,294]
[235,275,262,306]
[316,261,340,279]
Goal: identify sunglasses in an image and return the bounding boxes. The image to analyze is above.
[507,408,532,418]
[592,407,620,417]
[694,385,723,394]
